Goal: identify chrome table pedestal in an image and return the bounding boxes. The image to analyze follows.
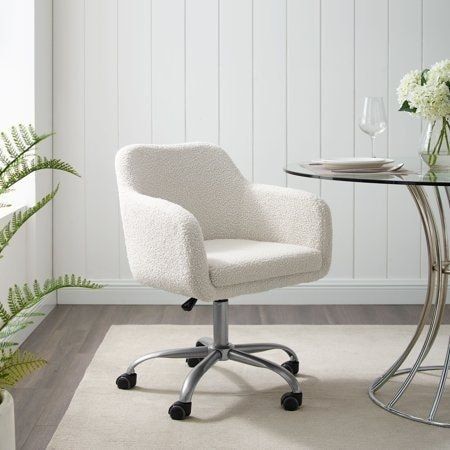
[369,185,450,427]
[284,160,450,427]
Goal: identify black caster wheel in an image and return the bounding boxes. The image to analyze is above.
[281,392,303,411]
[116,372,137,390]
[186,357,203,368]
[168,401,192,420]
[281,360,299,375]
[186,341,206,368]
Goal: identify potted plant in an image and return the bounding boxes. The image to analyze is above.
[397,59,450,170]
[0,125,101,450]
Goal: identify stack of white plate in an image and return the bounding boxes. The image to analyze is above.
[318,157,394,172]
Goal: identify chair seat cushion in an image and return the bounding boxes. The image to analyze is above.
[204,239,322,288]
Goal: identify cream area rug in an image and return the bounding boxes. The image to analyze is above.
[47,325,450,449]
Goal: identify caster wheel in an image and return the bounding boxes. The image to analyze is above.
[186,358,203,368]
[116,372,137,390]
[281,360,299,375]
[186,341,206,368]
[168,401,192,420]
[281,392,302,411]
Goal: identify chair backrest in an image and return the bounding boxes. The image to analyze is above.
[115,143,249,240]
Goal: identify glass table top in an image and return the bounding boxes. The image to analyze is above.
[284,157,450,186]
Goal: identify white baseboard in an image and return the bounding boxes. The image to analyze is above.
[15,293,56,346]
[57,279,430,305]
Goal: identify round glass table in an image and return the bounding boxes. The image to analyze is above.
[285,161,450,427]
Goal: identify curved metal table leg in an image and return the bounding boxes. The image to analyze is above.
[179,350,221,403]
[234,343,299,362]
[369,185,450,427]
[229,349,301,394]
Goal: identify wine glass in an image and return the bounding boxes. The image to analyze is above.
[359,97,387,158]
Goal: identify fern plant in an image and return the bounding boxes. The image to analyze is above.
[0,125,102,401]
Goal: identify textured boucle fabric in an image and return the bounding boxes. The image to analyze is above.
[115,143,332,301]
[204,239,322,287]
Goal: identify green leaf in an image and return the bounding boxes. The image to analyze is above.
[0,276,102,337]
[0,341,17,349]
[0,349,46,389]
[0,186,59,257]
[0,156,79,195]
[0,123,103,387]
[399,100,417,113]
[421,68,429,86]
[0,125,53,176]
[0,322,31,340]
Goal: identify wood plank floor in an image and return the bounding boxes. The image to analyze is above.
[12,304,450,449]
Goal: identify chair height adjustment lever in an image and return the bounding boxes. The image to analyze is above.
[181,298,198,311]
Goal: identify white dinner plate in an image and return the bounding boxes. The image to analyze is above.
[321,157,394,170]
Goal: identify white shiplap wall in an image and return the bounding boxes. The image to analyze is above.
[54,0,450,304]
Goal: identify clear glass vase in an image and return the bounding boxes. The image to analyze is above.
[420,117,450,171]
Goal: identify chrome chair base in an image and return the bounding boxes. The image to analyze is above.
[369,186,450,427]
[116,299,302,420]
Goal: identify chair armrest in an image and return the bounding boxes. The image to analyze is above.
[244,184,332,272]
[119,190,211,297]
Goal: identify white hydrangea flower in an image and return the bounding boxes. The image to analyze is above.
[397,69,421,106]
[428,59,450,85]
[398,61,450,122]
[410,82,450,120]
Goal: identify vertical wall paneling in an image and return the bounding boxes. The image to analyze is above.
[185,0,219,143]
[117,0,152,278]
[84,0,120,278]
[354,0,388,278]
[152,0,186,144]
[219,0,253,180]
[423,0,450,68]
[387,0,422,279]
[286,0,321,196]
[320,0,355,278]
[53,0,86,276]
[253,0,287,186]
[32,0,54,307]
[53,0,450,301]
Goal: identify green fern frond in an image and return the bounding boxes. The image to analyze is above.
[0,156,78,194]
[0,124,52,175]
[0,322,31,340]
[28,124,39,140]
[0,154,9,166]
[0,341,17,349]
[0,186,59,257]
[11,126,26,152]
[0,277,102,332]
[0,124,102,389]
[18,124,33,146]
[0,349,46,389]
[0,303,9,323]
[1,132,17,158]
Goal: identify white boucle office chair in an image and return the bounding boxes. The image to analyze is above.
[115,143,332,420]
